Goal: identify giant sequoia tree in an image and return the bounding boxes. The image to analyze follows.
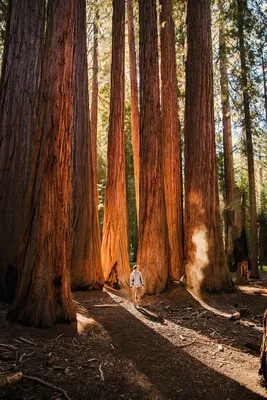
[236,0,259,278]
[101,0,130,288]
[138,0,169,294]
[71,0,104,290]
[127,0,140,222]
[8,0,76,327]
[160,0,183,281]
[184,0,234,293]
[0,0,45,300]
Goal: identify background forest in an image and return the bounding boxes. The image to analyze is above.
[2,1,267,399]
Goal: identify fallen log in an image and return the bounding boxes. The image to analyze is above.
[259,309,267,385]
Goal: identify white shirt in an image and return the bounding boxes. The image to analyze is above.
[130,271,144,288]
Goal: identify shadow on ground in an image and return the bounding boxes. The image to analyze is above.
[84,291,265,400]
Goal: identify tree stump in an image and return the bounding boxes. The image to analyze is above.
[236,261,248,284]
[260,309,267,385]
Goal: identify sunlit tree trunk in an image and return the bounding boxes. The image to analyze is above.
[262,49,267,126]
[101,0,130,288]
[184,0,234,293]
[91,4,99,211]
[137,0,170,294]
[219,1,236,269]
[127,0,140,223]
[237,0,259,278]
[8,0,76,327]
[71,0,104,290]
[160,0,183,281]
[0,0,45,300]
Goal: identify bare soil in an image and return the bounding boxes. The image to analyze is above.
[1,273,267,399]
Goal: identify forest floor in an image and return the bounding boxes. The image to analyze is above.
[1,273,267,399]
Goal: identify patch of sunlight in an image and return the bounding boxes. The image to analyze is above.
[186,226,209,296]
[187,289,234,318]
[238,285,267,297]
[106,289,265,397]
[76,313,98,335]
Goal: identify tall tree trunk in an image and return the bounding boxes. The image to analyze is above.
[101,0,130,288]
[262,49,267,126]
[8,0,76,327]
[184,0,234,293]
[160,0,184,281]
[219,1,235,268]
[71,0,104,290]
[0,0,45,300]
[237,0,259,278]
[137,0,169,294]
[127,0,140,223]
[91,4,99,211]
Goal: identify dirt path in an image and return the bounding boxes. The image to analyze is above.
[1,281,267,399]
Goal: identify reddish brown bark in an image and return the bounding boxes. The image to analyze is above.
[137,0,169,294]
[101,0,130,288]
[0,0,45,300]
[219,2,235,268]
[237,0,259,279]
[71,0,104,290]
[160,0,184,281]
[91,5,99,211]
[8,0,76,327]
[184,0,234,293]
[127,0,140,222]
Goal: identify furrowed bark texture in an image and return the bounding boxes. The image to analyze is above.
[101,0,130,288]
[0,0,45,300]
[237,0,259,278]
[8,0,76,327]
[91,6,100,212]
[160,0,184,281]
[219,1,236,268]
[71,0,104,290]
[184,0,234,293]
[127,0,140,223]
[137,0,170,294]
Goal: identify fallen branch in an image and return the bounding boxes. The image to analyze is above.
[0,372,23,388]
[24,375,71,400]
[99,364,104,381]
[94,304,119,308]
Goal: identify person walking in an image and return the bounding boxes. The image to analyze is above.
[130,265,144,307]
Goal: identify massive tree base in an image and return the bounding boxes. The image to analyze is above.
[7,305,76,328]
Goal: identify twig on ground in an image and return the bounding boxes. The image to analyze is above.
[99,364,104,381]
[55,334,64,341]
[0,344,18,351]
[23,375,71,400]
[178,339,197,348]
[19,337,35,346]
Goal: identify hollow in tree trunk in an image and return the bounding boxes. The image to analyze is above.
[101,0,130,288]
[71,0,104,290]
[184,0,234,293]
[137,0,170,294]
[8,0,76,327]
[0,0,45,300]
